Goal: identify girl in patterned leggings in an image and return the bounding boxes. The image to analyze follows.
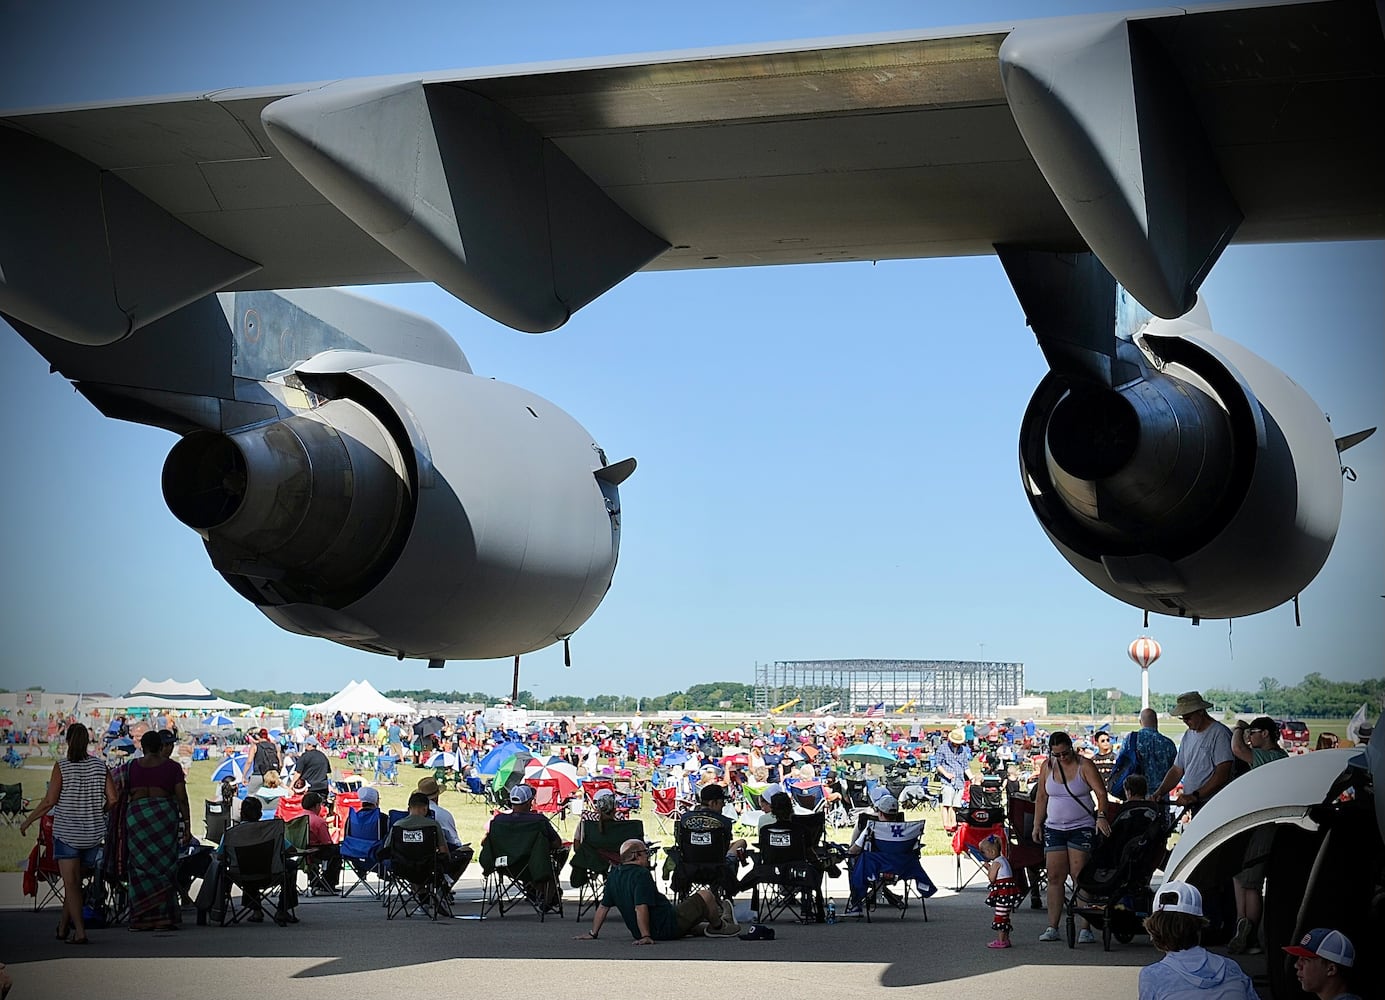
[981,834,1023,949]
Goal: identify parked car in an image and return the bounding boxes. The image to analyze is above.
[1277,719,1310,747]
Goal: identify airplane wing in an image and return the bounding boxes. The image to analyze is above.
[3,0,1381,341]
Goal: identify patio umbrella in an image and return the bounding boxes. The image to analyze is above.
[524,761,579,798]
[476,740,533,775]
[105,737,136,754]
[0,718,14,727]
[211,754,247,783]
[492,752,538,792]
[840,743,897,764]
[200,714,234,727]
[424,750,460,769]
[659,749,690,766]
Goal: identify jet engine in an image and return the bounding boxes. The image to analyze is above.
[1018,315,1344,620]
[162,353,631,662]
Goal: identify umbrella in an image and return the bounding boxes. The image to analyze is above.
[492,752,538,792]
[413,716,446,737]
[524,761,579,798]
[0,718,14,727]
[476,740,533,775]
[211,754,247,782]
[659,749,690,766]
[268,728,283,739]
[105,737,136,754]
[721,753,749,766]
[240,707,269,718]
[200,714,234,727]
[424,750,460,769]
[840,743,897,764]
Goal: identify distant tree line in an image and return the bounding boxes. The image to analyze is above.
[187,674,1379,719]
[1034,672,1383,720]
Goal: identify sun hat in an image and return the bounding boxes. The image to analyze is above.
[1282,928,1354,967]
[416,776,441,797]
[1152,880,1203,917]
[509,784,535,805]
[948,728,966,744]
[1171,692,1214,717]
[357,786,380,806]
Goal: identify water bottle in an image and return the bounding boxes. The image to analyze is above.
[826,899,837,924]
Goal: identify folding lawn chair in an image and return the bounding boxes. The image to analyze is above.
[0,782,26,824]
[381,823,449,920]
[953,805,1006,891]
[749,818,827,924]
[851,818,931,922]
[24,815,65,911]
[340,806,387,897]
[568,818,645,920]
[669,813,734,902]
[216,818,298,926]
[650,786,679,836]
[478,820,563,921]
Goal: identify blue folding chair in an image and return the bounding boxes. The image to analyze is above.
[340,807,388,897]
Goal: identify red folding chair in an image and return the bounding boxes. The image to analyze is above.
[332,791,361,842]
[650,786,679,835]
[952,804,1007,890]
[24,814,65,911]
[275,793,307,824]
[529,778,569,829]
[582,778,616,804]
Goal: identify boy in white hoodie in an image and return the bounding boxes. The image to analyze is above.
[1139,882,1259,1000]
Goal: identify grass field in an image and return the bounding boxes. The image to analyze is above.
[2,717,1357,874]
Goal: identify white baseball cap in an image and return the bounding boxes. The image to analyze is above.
[1152,880,1203,917]
[1283,928,1355,967]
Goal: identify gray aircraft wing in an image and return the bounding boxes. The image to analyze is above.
[2,0,1381,342]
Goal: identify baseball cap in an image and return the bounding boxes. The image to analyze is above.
[1283,928,1354,967]
[357,786,379,806]
[158,729,176,745]
[1152,880,1203,917]
[738,924,776,941]
[509,784,535,805]
[875,794,900,813]
[700,783,727,804]
[304,734,318,745]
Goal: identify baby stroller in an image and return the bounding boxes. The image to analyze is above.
[1066,802,1171,950]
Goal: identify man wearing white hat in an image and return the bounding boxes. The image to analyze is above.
[935,728,973,832]
[1139,881,1260,999]
[1153,692,1234,815]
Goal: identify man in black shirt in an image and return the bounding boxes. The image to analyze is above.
[293,735,332,797]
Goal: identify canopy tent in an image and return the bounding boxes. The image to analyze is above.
[128,677,214,699]
[304,679,413,718]
[83,693,250,712]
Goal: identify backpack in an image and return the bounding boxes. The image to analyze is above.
[253,741,279,776]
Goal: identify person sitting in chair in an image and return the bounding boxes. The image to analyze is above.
[482,785,568,908]
[299,791,342,895]
[576,839,739,944]
[211,797,299,924]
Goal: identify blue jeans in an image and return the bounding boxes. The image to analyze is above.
[53,836,102,867]
[1043,824,1094,854]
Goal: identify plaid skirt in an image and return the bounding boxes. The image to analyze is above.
[126,796,180,928]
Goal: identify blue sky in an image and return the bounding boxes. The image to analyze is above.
[1,1,1380,703]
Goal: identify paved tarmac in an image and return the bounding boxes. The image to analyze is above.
[0,858,1269,1000]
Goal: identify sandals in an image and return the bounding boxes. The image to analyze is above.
[67,937,90,945]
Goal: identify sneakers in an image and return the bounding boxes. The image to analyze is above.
[1038,926,1061,942]
[719,898,736,928]
[1077,928,1097,945]
[246,910,264,923]
[987,940,1012,949]
[704,918,741,937]
[1228,917,1254,955]
[843,904,863,918]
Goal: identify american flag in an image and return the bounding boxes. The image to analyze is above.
[864,701,884,717]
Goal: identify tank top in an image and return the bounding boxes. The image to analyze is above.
[1044,759,1097,831]
[53,756,108,849]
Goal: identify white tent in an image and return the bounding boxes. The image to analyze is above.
[83,693,250,711]
[305,679,413,717]
[127,677,215,699]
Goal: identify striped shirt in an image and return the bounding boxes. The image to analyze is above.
[53,755,107,849]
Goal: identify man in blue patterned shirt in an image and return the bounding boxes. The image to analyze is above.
[1110,708,1177,800]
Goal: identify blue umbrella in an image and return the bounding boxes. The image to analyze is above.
[659,749,690,766]
[211,754,248,783]
[105,737,136,754]
[476,740,533,775]
[424,750,460,768]
[840,743,897,764]
[200,714,234,727]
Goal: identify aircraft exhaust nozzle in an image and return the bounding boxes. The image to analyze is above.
[162,399,411,606]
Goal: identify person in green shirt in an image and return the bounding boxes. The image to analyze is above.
[1227,716,1289,955]
[575,839,738,944]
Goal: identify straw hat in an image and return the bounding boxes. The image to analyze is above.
[1170,691,1213,717]
[947,728,967,745]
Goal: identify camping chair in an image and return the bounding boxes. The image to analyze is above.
[1006,793,1047,910]
[478,820,563,921]
[275,793,307,824]
[281,813,333,897]
[851,819,931,922]
[668,813,735,902]
[529,778,568,830]
[749,818,827,923]
[340,806,387,897]
[217,818,297,926]
[650,786,680,836]
[0,782,27,826]
[381,823,449,920]
[953,804,1006,891]
[569,818,645,920]
[375,753,399,785]
[24,815,66,911]
[463,775,490,805]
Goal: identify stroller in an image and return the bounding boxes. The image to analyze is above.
[1065,802,1171,950]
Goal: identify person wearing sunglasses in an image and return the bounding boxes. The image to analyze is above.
[575,839,738,944]
[1032,730,1112,944]
[1226,716,1289,956]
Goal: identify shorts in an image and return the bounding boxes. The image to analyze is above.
[53,836,102,866]
[1235,826,1275,888]
[1043,824,1095,854]
[674,895,708,937]
[940,784,966,808]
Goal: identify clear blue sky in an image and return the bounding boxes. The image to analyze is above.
[1,1,1380,703]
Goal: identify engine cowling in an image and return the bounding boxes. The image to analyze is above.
[162,355,628,661]
[1018,315,1343,619]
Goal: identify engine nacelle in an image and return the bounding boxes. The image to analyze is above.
[1018,316,1343,619]
[163,354,628,660]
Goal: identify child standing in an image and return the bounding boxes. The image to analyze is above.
[981,834,1023,948]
